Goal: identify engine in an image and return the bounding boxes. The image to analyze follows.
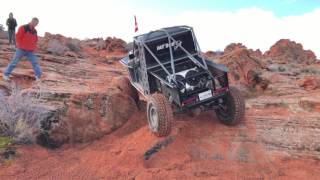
[167,67,211,93]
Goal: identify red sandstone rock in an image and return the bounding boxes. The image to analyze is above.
[298,76,320,90]
[105,37,127,53]
[215,44,268,90]
[264,39,317,64]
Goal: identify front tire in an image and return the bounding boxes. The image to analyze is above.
[215,86,245,125]
[147,94,173,137]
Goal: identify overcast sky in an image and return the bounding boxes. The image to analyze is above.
[1,0,320,57]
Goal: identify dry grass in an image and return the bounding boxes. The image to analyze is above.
[0,84,47,144]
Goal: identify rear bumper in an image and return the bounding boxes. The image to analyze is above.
[178,88,228,112]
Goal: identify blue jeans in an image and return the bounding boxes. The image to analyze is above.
[4,49,42,78]
[8,29,16,45]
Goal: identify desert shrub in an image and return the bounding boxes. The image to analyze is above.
[66,40,81,52]
[0,84,48,144]
[0,137,12,149]
[47,39,68,55]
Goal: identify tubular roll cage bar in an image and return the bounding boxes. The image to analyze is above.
[134,26,213,88]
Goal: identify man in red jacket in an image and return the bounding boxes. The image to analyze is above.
[3,17,42,81]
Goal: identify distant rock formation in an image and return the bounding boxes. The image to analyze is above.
[264,39,317,64]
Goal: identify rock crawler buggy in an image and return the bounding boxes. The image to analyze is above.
[120,26,245,137]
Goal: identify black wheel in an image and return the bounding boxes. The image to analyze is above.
[113,76,139,104]
[147,94,173,137]
[215,86,245,125]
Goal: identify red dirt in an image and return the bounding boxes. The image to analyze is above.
[0,107,319,179]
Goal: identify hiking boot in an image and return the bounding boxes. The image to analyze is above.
[9,44,15,50]
[3,75,10,81]
[35,77,41,82]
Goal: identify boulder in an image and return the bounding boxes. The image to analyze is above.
[105,37,127,53]
[215,44,269,90]
[224,43,262,59]
[0,34,129,148]
[47,39,68,56]
[41,88,137,146]
[264,39,317,65]
[39,32,82,57]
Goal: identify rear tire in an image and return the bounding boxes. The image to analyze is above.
[147,94,173,137]
[215,86,245,125]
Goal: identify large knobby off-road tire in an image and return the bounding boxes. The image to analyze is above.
[215,86,245,125]
[113,76,139,105]
[147,94,173,137]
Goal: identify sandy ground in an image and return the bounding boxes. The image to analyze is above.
[0,104,319,180]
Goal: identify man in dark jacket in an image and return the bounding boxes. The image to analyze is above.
[3,18,41,82]
[6,12,17,46]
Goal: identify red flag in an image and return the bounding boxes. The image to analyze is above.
[134,15,138,32]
